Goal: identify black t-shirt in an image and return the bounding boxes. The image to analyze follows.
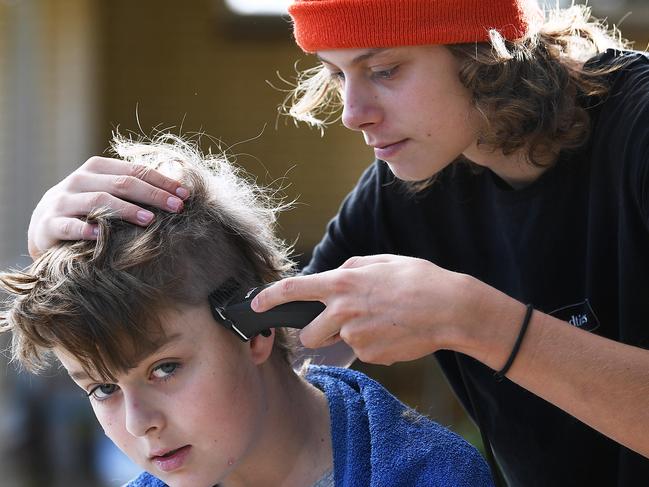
[303,49,649,486]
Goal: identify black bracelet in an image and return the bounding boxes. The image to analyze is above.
[494,303,534,381]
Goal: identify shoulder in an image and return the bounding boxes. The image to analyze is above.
[585,49,649,109]
[583,50,649,167]
[585,48,649,69]
[306,366,493,486]
[584,50,649,194]
[584,48,649,85]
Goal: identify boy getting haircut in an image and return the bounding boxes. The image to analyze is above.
[1,134,493,487]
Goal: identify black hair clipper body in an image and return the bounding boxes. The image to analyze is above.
[209,281,326,341]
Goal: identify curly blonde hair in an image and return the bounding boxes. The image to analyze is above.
[0,133,296,380]
[286,4,632,167]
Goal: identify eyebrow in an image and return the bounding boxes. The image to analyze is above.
[66,332,184,382]
[316,48,391,66]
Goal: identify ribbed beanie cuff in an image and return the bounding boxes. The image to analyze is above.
[289,0,537,53]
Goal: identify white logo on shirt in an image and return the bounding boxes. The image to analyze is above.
[568,314,588,327]
[549,298,600,332]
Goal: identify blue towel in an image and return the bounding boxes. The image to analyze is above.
[306,365,494,487]
[124,473,164,487]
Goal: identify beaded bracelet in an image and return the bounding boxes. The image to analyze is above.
[494,304,534,381]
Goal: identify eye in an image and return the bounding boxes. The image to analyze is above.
[151,362,179,380]
[325,68,345,83]
[372,66,398,80]
[87,383,119,401]
[331,72,345,83]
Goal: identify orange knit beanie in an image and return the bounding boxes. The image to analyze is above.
[288,0,540,53]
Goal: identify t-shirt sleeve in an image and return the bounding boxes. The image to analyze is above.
[599,52,649,225]
[302,161,386,275]
[621,57,649,224]
[631,92,649,223]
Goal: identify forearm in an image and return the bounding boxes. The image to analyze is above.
[256,255,649,457]
[457,279,649,458]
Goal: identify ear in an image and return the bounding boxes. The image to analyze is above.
[248,329,275,365]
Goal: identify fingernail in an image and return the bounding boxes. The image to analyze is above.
[176,187,189,199]
[251,296,261,311]
[92,226,99,237]
[167,197,182,212]
[136,210,154,224]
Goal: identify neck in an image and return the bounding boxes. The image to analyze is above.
[222,361,332,487]
[463,142,557,189]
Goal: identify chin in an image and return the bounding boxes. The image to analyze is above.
[385,154,453,182]
[386,163,435,182]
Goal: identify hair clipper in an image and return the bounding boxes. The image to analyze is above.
[209,281,325,342]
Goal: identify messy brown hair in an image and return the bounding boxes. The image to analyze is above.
[286,4,632,169]
[0,134,296,381]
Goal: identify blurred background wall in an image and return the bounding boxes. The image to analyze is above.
[0,1,647,485]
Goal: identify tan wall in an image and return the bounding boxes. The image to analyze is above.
[96,0,374,259]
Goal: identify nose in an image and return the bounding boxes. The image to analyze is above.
[341,79,381,131]
[124,392,165,437]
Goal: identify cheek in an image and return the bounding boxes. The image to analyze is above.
[187,365,267,447]
[93,407,131,451]
[194,364,264,419]
[423,96,478,152]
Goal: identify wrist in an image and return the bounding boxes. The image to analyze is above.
[450,275,528,369]
[493,303,534,380]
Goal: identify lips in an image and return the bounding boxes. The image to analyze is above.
[373,140,402,149]
[150,445,192,472]
[371,139,409,160]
